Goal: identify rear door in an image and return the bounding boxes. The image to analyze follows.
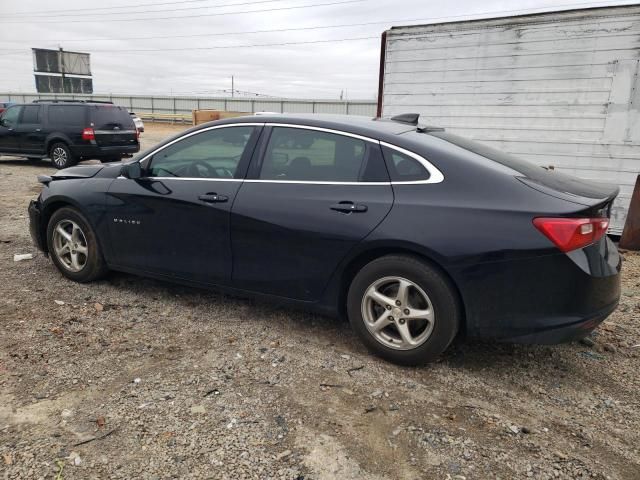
[105,124,261,284]
[89,105,138,148]
[16,104,45,153]
[230,125,393,301]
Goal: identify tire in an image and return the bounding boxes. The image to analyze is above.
[46,207,108,282]
[49,142,76,169]
[347,255,461,365]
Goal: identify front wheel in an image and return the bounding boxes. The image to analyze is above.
[46,207,108,282]
[49,143,76,169]
[347,255,461,365]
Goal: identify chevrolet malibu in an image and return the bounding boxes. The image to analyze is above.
[28,114,621,365]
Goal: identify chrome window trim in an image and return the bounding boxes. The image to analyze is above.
[380,141,445,185]
[128,121,445,185]
[136,122,264,164]
[264,123,379,144]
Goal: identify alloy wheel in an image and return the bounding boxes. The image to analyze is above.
[361,276,435,350]
[51,147,68,168]
[52,219,88,272]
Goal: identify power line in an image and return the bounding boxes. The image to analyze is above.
[5,0,295,19]
[3,0,248,16]
[0,18,419,45]
[0,0,629,42]
[0,0,364,24]
[85,36,381,53]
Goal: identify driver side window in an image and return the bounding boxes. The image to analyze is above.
[147,126,255,179]
[1,106,22,128]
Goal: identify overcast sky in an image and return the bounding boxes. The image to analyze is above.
[0,0,635,99]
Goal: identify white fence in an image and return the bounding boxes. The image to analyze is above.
[0,92,377,117]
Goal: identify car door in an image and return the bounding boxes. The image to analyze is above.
[16,104,46,154]
[105,123,262,284]
[230,125,394,301]
[0,105,23,152]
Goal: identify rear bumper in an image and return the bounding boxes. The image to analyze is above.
[453,236,621,343]
[28,200,46,252]
[71,144,140,158]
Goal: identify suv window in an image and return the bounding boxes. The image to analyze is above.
[89,105,135,130]
[148,126,255,179]
[260,127,366,182]
[1,106,22,128]
[21,105,41,124]
[48,105,85,126]
[382,145,430,182]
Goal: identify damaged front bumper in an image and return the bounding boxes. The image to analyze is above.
[28,199,46,253]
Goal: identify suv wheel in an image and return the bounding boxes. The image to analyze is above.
[49,143,75,169]
[347,255,461,365]
[46,207,108,282]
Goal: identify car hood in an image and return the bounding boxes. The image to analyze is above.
[38,163,124,184]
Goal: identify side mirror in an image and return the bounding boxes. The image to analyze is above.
[121,162,142,179]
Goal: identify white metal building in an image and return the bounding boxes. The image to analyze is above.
[377,5,640,234]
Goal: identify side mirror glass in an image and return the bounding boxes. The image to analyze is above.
[121,162,142,179]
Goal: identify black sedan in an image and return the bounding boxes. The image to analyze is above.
[28,114,621,365]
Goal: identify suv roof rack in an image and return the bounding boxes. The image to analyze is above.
[32,99,114,104]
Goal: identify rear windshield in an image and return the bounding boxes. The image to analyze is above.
[48,105,86,126]
[430,131,545,177]
[89,105,135,129]
[429,131,617,200]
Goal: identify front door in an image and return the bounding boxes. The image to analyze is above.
[0,105,23,152]
[105,124,261,285]
[231,125,394,301]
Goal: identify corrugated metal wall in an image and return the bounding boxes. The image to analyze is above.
[1,92,377,117]
[381,5,640,234]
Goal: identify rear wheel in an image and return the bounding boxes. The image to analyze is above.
[49,142,75,169]
[46,207,108,282]
[347,255,460,365]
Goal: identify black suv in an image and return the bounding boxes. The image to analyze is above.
[0,100,140,169]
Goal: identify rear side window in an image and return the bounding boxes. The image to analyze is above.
[48,105,86,126]
[260,127,367,182]
[21,105,41,124]
[381,145,430,182]
[89,105,135,130]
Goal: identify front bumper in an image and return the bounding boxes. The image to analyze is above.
[28,200,46,252]
[454,236,621,343]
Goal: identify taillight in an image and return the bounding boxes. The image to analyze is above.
[82,128,95,141]
[533,217,609,252]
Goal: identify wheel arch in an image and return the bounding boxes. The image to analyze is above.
[330,243,468,336]
[45,135,72,154]
[40,197,95,254]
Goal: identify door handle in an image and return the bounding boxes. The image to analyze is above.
[35,128,42,132]
[198,193,228,203]
[330,201,368,213]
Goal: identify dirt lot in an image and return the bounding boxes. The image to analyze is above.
[1,123,639,479]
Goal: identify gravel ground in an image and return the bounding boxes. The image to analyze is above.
[1,123,639,480]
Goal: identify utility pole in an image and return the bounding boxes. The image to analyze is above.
[59,46,66,94]
[231,75,234,97]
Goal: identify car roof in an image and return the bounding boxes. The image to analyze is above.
[213,113,419,140]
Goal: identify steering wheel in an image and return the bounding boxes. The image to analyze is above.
[187,160,218,178]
